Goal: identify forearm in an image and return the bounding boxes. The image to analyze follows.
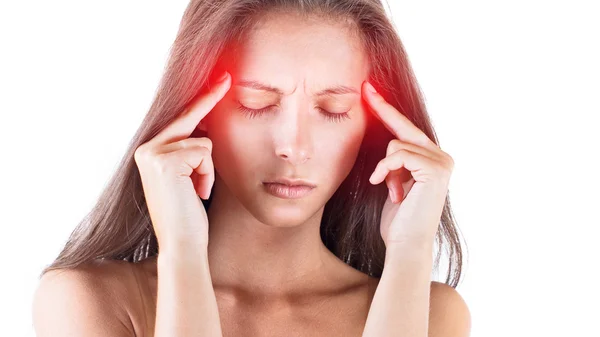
[154,248,223,337]
[362,241,434,337]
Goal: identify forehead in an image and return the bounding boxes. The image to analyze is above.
[228,13,370,96]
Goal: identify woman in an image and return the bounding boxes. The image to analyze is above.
[33,1,470,336]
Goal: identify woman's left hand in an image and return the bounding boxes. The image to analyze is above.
[362,81,455,247]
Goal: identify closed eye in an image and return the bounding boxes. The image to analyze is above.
[236,103,350,123]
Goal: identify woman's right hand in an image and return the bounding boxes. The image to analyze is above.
[133,71,230,253]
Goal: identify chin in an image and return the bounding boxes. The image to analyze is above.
[245,198,320,228]
[268,206,313,227]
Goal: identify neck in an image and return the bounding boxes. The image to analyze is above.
[205,176,335,297]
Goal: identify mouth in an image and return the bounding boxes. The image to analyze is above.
[262,178,317,188]
[262,182,315,199]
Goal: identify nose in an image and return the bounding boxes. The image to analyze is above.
[274,106,313,165]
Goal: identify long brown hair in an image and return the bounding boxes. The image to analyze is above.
[40,0,467,288]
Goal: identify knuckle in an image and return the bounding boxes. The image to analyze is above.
[440,153,455,171]
[134,142,158,163]
[386,139,403,156]
[387,139,401,149]
[134,143,150,162]
[436,160,453,178]
[181,137,213,153]
[436,163,448,174]
[394,148,408,157]
[197,146,211,157]
[152,152,174,174]
[199,137,213,152]
[446,156,455,170]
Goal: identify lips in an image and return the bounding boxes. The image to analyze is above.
[263,182,315,199]
[263,178,316,188]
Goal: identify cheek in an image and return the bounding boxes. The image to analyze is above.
[208,114,266,184]
[317,129,364,176]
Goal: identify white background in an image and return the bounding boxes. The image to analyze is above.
[1,1,598,336]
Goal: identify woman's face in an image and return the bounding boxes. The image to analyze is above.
[205,14,370,227]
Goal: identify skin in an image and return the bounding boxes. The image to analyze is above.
[32,12,470,337]
[201,13,372,298]
[197,13,470,336]
[196,13,378,334]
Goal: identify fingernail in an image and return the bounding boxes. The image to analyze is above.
[365,81,377,94]
[389,189,396,203]
[217,71,229,82]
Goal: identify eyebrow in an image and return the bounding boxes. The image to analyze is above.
[235,79,359,97]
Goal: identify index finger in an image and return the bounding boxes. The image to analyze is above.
[150,72,231,146]
[362,81,435,150]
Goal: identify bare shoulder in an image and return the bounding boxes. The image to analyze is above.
[428,281,471,337]
[32,259,138,337]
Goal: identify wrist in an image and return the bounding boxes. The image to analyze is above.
[158,243,209,265]
[158,237,208,256]
[384,239,434,264]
